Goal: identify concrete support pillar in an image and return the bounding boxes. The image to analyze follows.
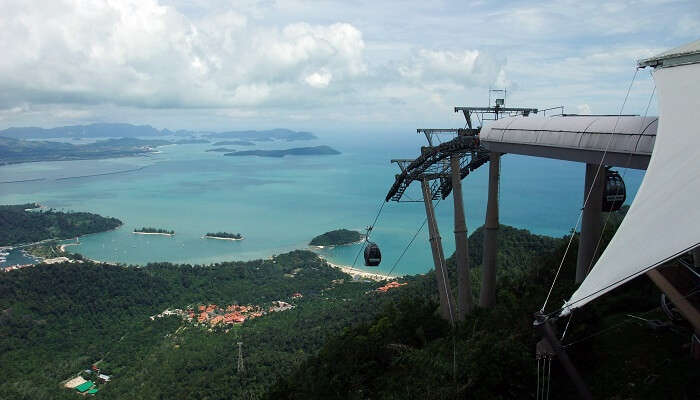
[451,155,473,320]
[421,178,456,322]
[480,152,500,308]
[576,163,605,284]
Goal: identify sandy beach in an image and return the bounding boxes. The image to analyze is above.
[133,231,174,236]
[59,242,79,252]
[320,257,394,281]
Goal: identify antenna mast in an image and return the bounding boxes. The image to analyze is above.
[236,342,245,373]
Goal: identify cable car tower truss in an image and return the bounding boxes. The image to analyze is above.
[383,100,540,322]
[387,130,488,202]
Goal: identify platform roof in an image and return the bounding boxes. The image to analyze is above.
[638,39,700,69]
[479,115,657,169]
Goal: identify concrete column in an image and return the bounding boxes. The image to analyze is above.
[421,178,456,322]
[451,155,473,319]
[576,163,605,284]
[480,152,500,308]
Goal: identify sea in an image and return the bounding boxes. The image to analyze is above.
[0,132,644,276]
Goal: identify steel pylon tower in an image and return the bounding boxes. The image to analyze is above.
[236,342,245,373]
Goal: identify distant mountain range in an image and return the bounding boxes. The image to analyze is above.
[0,123,317,141]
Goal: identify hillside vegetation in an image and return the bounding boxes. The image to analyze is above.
[270,215,698,399]
[0,204,121,246]
[310,229,363,246]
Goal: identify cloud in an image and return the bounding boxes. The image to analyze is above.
[305,69,333,88]
[398,49,504,87]
[577,104,592,114]
[0,1,366,110]
[0,0,697,130]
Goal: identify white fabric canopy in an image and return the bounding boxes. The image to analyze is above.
[563,59,700,312]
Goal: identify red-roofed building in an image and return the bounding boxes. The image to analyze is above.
[224,312,246,324]
[292,292,303,299]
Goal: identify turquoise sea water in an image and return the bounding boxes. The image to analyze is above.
[0,134,644,275]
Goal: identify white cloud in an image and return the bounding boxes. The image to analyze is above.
[0,0,697,130]
[305,69,333,88]
[577,104,592,114]
[0,1,366,110]
[398,49,503,87]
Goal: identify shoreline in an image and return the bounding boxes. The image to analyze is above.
[319,256,394,282]
[59,242,79,252]
[133,231,174,236]
[309,237,365,249]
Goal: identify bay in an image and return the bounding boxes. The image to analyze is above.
[0,133,644,276]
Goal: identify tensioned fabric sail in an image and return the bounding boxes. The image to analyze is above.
[563,50,700,313]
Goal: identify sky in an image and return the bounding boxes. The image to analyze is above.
[1,0,698,134]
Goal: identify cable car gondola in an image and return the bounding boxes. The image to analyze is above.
[364,242,381,267]
[602,168,626,212]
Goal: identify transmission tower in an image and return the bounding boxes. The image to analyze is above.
[236,342,245,373]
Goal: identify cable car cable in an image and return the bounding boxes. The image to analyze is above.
[352,199,387,267]
[540,67,640,313]
[587,84,656,273]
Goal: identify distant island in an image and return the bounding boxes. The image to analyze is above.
[204,232,243,241]
[225,145,340,158]
[212,140,255,146]
[0,124,319,164]
[310,229,363,247]
[133,227,174,236]
[205,148,236,152]
[172,138,209,144]
[206,128,316,142]
[0,203,122,246]
[0,136,170,165]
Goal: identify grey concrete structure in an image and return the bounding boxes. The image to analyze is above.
[479,152,501,308]
[576,164,606,283]
[451,155,473,319]
[480,115,657,170]
[421,178,457,321]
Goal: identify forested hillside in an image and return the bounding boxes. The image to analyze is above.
[3,219,691,399]
[0,251,391,399]
[270,217,699,399]
[0,204,122,245]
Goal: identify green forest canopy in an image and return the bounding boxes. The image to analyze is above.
[0,203,121,246]
[205,232,242,239]
[309,229,362,246]
[133,227,174,234]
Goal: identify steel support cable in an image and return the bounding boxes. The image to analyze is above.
[535,355,540,400]
[546,358,552,400]
[561,288,700,349]
[352,199,387,267]
[586,83,656,275]
[540,67,640,313]
[544,242,700,318]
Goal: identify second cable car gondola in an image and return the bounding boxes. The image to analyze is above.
[364,242,381,267]
[602,168,626,212]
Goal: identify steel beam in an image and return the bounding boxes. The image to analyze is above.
[421,178,456,322]
[451,155,473,319]
[647,268,700,335]
[482,141,651,170]
[480,152,500,307]
[576,164,604,284]
[534,314,593,400]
